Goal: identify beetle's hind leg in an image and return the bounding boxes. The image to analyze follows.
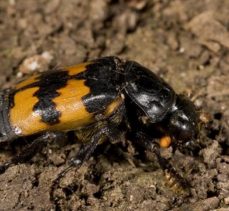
[0,132,65,174]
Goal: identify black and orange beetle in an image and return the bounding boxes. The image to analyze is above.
[0,57,199,200]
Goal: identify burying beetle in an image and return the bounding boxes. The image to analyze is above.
[0,57,199,202]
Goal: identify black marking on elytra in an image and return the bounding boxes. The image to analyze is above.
[10,57,124,124]
[75,57,124,113]
[13,70,70,125]
[32,71,70,125]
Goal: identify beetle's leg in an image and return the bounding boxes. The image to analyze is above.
[0,132,65,174]
[106,127,125,144]
[134,132,190,191]
[50,126,111,202]
[105,128,139,167]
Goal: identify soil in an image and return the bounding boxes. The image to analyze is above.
[0,0,229,210]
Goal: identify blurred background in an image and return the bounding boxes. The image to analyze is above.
[0,0,228,210]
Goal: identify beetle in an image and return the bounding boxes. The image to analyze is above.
[0,56,199,200]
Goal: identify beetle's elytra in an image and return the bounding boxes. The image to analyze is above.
[0,56,199,199]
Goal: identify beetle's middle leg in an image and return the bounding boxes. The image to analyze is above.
[0,131,65,174]
[50,126,115,202]
[50,105,125,202]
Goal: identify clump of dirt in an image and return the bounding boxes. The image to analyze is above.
[0,0,229,210]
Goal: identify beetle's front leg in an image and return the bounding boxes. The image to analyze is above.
[0,131,65,174]
[134,131,190,192]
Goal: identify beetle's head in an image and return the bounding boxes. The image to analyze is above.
[165,95,199,144]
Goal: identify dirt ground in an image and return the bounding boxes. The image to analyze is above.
[0,0,229,210]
